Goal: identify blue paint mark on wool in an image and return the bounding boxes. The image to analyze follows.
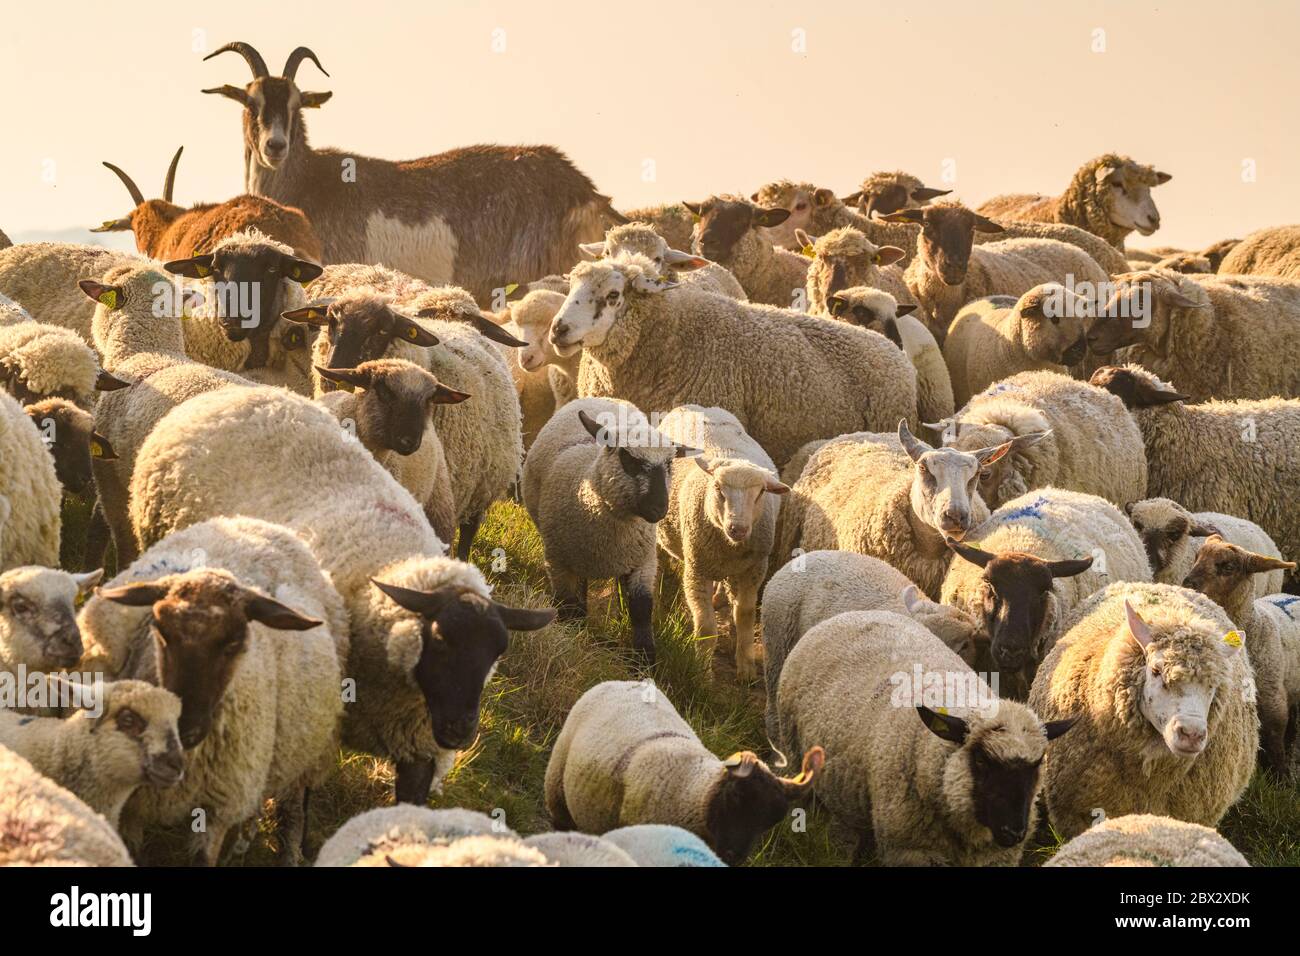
[1270,595,1300,620]
[981,381,1024,398]
[998,494,1049,522]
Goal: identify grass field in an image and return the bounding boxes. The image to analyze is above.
[61,495,1300,866]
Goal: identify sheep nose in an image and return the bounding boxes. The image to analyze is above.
[726,523,750,542]
[939,509,968,536]
[551,322,569,339]
[1175,722,1206,749]
[994,824,1026,847]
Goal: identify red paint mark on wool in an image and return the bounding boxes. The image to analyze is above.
[374,499,420,528]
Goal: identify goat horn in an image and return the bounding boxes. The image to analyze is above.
[101,162,145,208]
[282,46,329,81]
[162,146,183,204]
[204,41,269,78]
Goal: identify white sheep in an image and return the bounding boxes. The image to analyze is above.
[522,832,638,867]
[0,242,143,345]
[0,389,61,569]
[760,549,980,740]
[775,609,1076,865]
[797,226,926,332]
[1046,814,1249,867]
[495,289,571,448]
[940,488,1153,698]
[1028,583,1259,839]
[581,221,746,299]
[936,370,1146,511]
[1125,498,1285,598]
[79,516,348,866]
[523,397,686,661]
[0,566,101,674]
[600,824,726,867]
[0,320,116,408]
[128,385,555,807]
[0,745,135,866]
[544,680,823,865]
[655,404,788,681]
[0,677,183,828]
[550,253,917,467]
[314,805,544,867]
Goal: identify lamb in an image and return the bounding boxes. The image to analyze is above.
[0,677,184,827]
[1045,814,1249,867]
[939,488,1153,698]
[772,422,1013,599]
[934,370,1145,510]
[775,609,1076,865]
[760,549,981,740]
[600,824,726,867]
[1182,535,1298,774]
[92,146,323,261]
[1088,268,1300,401]
[494,289,577,447]
[1217,225,1300,280]
[883,202,1110,335]
[840,170,951,219]
[315,806,546,867]
[549,253,917,467]
[0,242,142,344]
[544,679,823,865]
[654,404,788,681]
[797,225,925,326]
[977,154,1172,250]
[78,516,349,865]
[0,320,121,407]
[682,196,809,306]
[1090,365,1300,588]
[1125,497,1285,598]
[522,832,638,867]
[0,566,102,674]
[581,221,746,299]
[291,277,525,559]
[25,397,118,501]
[128,385,556,806]
[1027,583,1259,839]
[823,286,954,434]
[619,202,697,253]
[0,745,134,867]
[315,360,468,544]
[0,389,62,570]
[942,285,1091,408]
[523,398,688,661]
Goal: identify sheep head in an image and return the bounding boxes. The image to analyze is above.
[1123,498,1219,575]
[1089,365,1189,410]
[693,456,788,544]
[549,256,677,354]
[801,226,905,311]
[0,566,100,671]
[1091,156,1171,237]
[881,202,1004,286]
[933,424,1050,510]
[1011,283,1089,366]
[844,171,951,219]
[24,397,116,495]
[826,286,916,346]
[57,675,185,791]
[1181,535,1294,610]
[683,196,790,265]
[286,292,439,378]
[577,407,694,523]
[504,290,566,373]
[748,180,835,248]
[314,359,470,456]
[1088,270,1208,356]
[899,420,1010,541]
[706,746,823,865]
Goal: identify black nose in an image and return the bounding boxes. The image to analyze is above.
[180,726,208,750]
[994,826,1025,847]
[433,717,477,751]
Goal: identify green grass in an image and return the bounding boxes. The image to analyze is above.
[59,496,1297,866]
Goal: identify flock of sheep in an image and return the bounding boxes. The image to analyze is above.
[0,39,1297,870]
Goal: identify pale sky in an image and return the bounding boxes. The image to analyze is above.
[2,0,1295,249]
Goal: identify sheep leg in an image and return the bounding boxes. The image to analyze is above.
[456,511,484,561]
[620,570,656,663]
[275,787,307,867]
[551,569,587,621]
[82,499,110,572]
[681,563,717,641]
[395,758,436,805]
[92,459,138,568]
[193,820,231,867]
[729,572,763,684]
[853,827,877,866]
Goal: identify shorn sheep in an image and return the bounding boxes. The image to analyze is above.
[936,370,1146,511]
[1088,268,1300,401]
[941,285,1090,409]
[977,153,1172,250]
[1217,224,1300,280]
[773,423,1015,599]
[92,145,323,261]
[0,745,135,867]
[203,40,624,303]
[127,385,555,806]
[1028,583,1259,840]
[522,398,689,661]
[1046,814,1249,867]
[775,610,1076,865]
[938,488,1153,699]
[0,389,62,570]
[760,549,980,740]
[544,680,823,865]
[1182,535,1298,774]
[0,566,101,673]
[1125,497,1286,598]
[79,516,348,866]
[655,404,788,681]
[549,253,917,467]
[1090,364,1300,589]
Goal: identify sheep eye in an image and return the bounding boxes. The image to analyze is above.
[10,597,33,615]
[115,708,144,736]
[605,291,620,305]
[979,469,992,481]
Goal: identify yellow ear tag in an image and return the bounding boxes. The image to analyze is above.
[98,290,117,309]
[930,716,949,733]
[1223,630,1242,648]
[871,253,881,264]
[89,439,104,458]
[194,263,210,278]
[100,220,118,230]
[800,244,814,258]
[691,213,701,223]
[407,326,421,341]
[503,282,519,296]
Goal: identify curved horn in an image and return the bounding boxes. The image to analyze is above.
[162,147,183,204]
[282,46,330,81]
[203,41,270,79]
[101,162,145,208]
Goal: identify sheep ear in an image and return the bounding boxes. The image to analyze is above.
[1043,716,1078,740]
[281,302,333,326]
[1131,379,1189,408]
[671,443,702,460]
[577,409,614,445]
[827,295,849,318]
[692,455,716,476]
[279,254,323,285]
[243,592,323,631]
[722,752,757,778]
[1186,519,1218,537]
[1245,553,1297,574]
[662,249,709,272]
[430,384,472,405]
[78,280,124,309]
[1124,600,1154,649]
[314,365,372,391]
[973,215,1005,234]
[578,241,606,260]
[465,313,526,347]
[793,228,814,249]
[89,432,118,461]
[880,208,926,224]
[753,207,791,228]
[370,579,461,619]
[162,254,216,280]
[898,419,931,462]
[911,186,951,202]
[1008,430,1051,453]
[1154,171,1172,185]
[765,476,790,495]
[631,272,677,294]
[682,201,703,216]
[916,705,968,744]
[947,537,995,568]
[490,602,557,631]
[895,303,917,317]
[1046,555,1094,578]
[72,569,104,594]
[875,246,907,267]
[95,369,131,391]
[812,188,836,207]
[1095,164,1122,186]
[97,581,170,607]
[1162,288,1207,310]
[783,746,824,795]
[840,191,863,206]
[880,318,902,349]
[900,583,924,613]
[388,311,440,347]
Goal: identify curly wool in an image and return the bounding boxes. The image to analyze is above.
[752,180,921,265]
[315,806,514,867]
[804,226,926,324]
[1217,224,1300,280]
[570,257,917,467]
[942,371,1146,509]
[522,832,638,867]
[1027,582,1258,839]
[776,610,1053,865]
[1046,813,1248,867]
[0,322,99,405]
[1127,498,1284,597]
[0,745,134,867]
[0,390,60,569]
[602,222,745,299]
[0,242,143,346]
[974,220,1131,276]
[620,202,697,254]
